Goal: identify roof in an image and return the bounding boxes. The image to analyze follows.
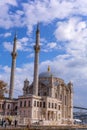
[39,71,54,78]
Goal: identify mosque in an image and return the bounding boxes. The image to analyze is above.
[0,25,73,126]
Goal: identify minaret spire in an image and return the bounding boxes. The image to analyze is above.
[9,33,17,99]
[33,24,40,96]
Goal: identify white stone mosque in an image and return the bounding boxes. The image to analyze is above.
[0,25,73,126]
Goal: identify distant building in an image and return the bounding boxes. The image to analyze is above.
[0,25,73,126]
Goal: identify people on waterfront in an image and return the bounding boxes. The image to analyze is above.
[8,119,12,126]
[14,119,17,127]
[4,120,7,128]
[2,119,7,128]
[27,119,31,129]
[1,119,4,127]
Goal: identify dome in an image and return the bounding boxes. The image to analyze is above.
[39,66,55,78]
[39,71,53,78]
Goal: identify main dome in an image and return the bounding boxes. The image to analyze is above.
[39,71,53,78]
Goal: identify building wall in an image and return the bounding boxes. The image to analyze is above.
[0,76,73,126]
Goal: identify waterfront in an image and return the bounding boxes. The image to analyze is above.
[0,125,87,130]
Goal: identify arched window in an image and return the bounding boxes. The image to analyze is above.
[28,100,31,107]
[52,103,54,108]
[65,96,67,105]
[43,102,46,108]
[8,104,10,109]
[20,101,22,107]
[48,102,50,108]
[37,101,39,107]
[40,102,42,107]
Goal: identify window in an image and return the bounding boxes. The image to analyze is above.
[24,101,26,107]
[65,96,67,105]
[37,101,39,107]
[43,102,46,108]
[48,102,50,108]
[55,103,57,109]
[2,104,4,109]
[58,105,60,110]
[15,106,17,110]
[20,101,22,107]
[40,102,42,107]
[28,100,31,107]
[8,104,10,109]
[52,103,54,108]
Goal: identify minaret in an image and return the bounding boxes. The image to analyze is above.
[33,24,40,96]
[9,34,17,99]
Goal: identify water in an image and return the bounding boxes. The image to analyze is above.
[42,128,87,130]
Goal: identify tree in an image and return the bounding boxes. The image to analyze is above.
[0,80,8,98]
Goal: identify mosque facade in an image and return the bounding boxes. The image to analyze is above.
[0,25,73,126]
[18,69,73,125]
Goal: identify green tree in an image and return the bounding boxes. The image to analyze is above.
[0,80,8,98]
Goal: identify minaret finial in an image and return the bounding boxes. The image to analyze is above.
[14,31,17,40]
[36,22,40,32]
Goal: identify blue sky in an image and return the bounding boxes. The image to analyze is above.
[1,0,87,108]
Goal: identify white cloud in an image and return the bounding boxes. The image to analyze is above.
[4,32,11,37]
[54,17,81,41]
[0,0,17,6]
[17,37,32,52]
[54,17,87,59]
[22,0,74,33]
[1,0,87,32]
[3,36,32,52]
[27,53,34,58]
[0,4,13,29]
[3,42,13,52]
[41,42,59,52]
[0,0,24,29]
[19,37,29,43]
[21,0,87,33]
[3,66,10,73]
[47,42,57,49]
[0,62,34,98]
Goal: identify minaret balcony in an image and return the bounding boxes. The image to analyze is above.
[11,52,17,59]
[34,45,40,52]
